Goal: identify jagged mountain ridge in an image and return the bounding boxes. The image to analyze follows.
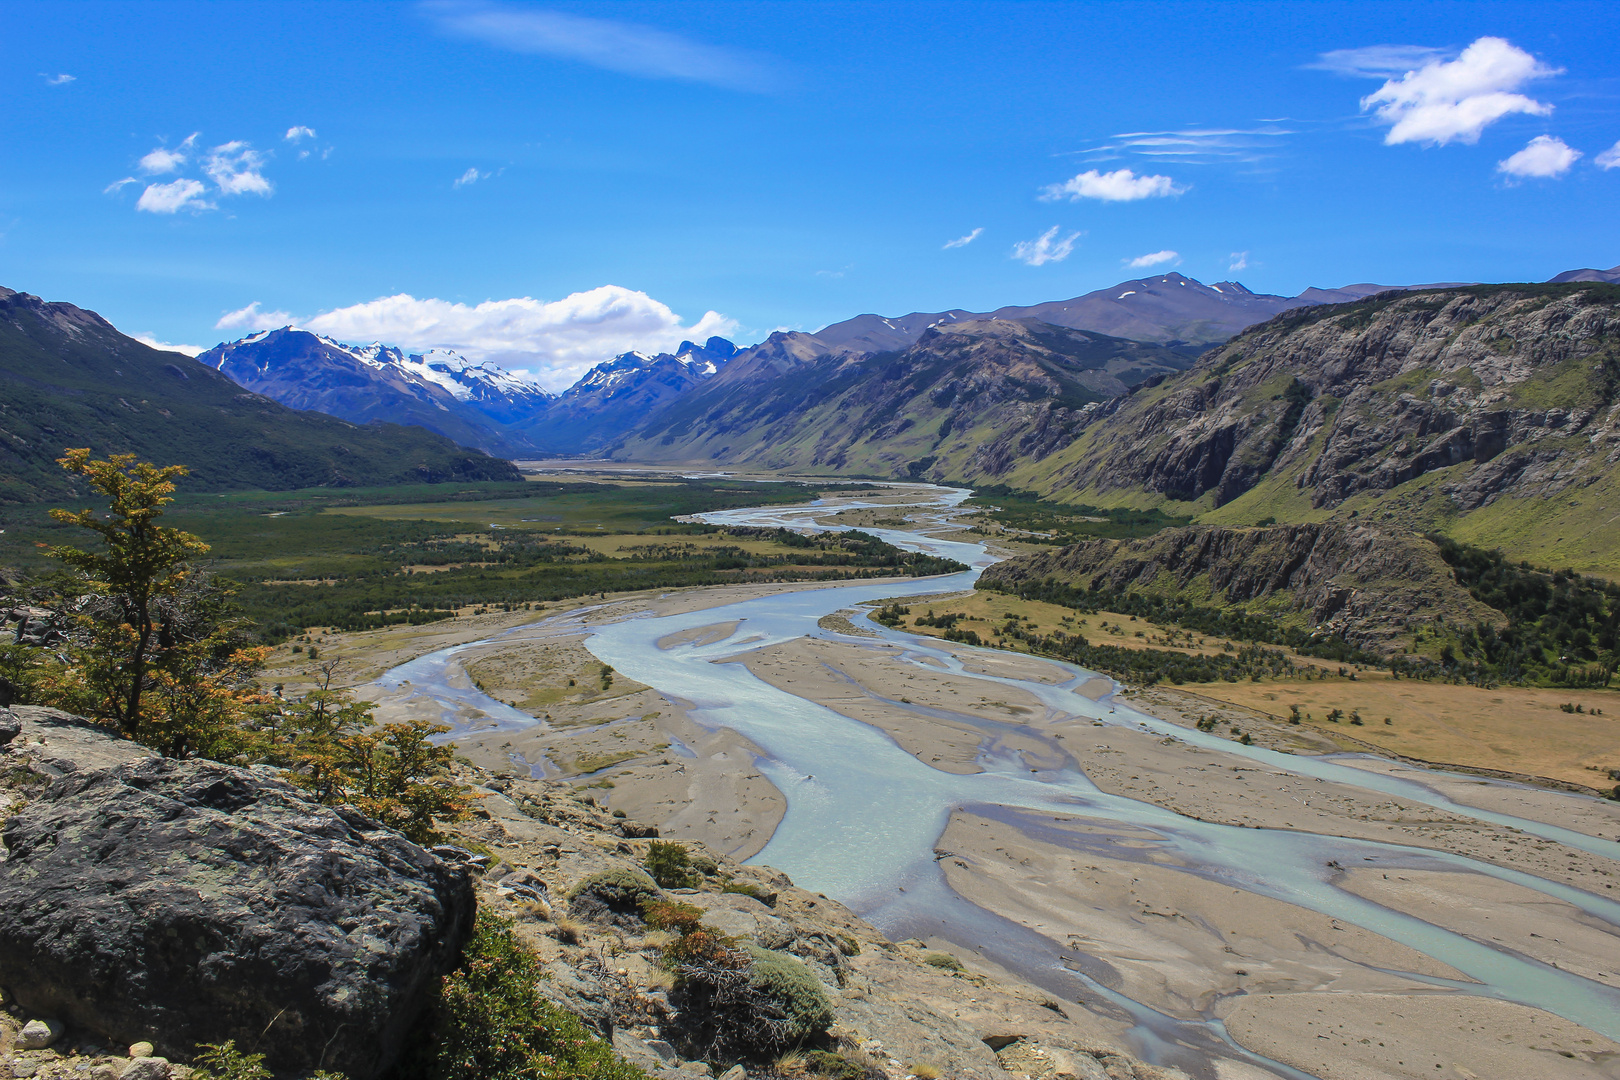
[613,319,1200,475]
[198,328,553,455]
[511,336,737,455]
[0,287,520,503]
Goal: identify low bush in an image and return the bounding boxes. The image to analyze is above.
[568,866,663,925]
[645,840,697,888]
[666,938,835,1061]
[398,912,646,1080]
[922,952,964,972]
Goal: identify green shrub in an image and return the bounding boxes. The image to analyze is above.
[667,942,835,1060]
[922,952,964,972]
[402,912,646,1080]
[568,866,663,925]
[645,840,696,888]
[190,1042,271,1080]
[741,944,836,1042]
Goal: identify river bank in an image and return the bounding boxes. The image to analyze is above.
[344,483,1620,1080]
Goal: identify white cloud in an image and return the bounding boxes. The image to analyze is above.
[943,228,983,249]
[138,134,198,175]
[285,126,317,142]
[1308,45,1446,78]
[298,286,739,391]
[1042,168,1185,202]
[132,334,206,357]
[1497,135,1581,179]
[216,301,294,331]
[104,177,140,194]
[1360,37,1559,146]
[1595,140,1620,170]
[422,0,778,92]
[204,141,273,196]
[1127,249,1180,269]
[1011,227,1081,267]
[42,73,76,86]
[137,178,212,214]
[1229,251,1250,272]
[453,167,489,188]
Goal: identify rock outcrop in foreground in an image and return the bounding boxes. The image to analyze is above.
[0,707,474,1080]
[0,704,1181,1080]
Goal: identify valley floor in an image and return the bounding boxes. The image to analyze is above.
[297,486,1620,1080]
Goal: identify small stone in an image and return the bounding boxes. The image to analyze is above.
[90,1066,124,1080]
[120,1058,170,1080]
[12,1062,39,1079]
[644,1040,678,1065]
[126,1045,153,1061]
[719,1066,747,1080]
[19,1020,63,1050]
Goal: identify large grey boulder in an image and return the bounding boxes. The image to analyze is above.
[0,754,475,1080]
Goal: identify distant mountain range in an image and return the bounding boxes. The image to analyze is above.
[0,288,519,504]
[198,329,554,456]
[188,271,1464,454]
[198,330,738,458]
[510,337,737,455]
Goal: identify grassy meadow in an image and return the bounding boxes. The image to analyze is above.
[0,475,968,642]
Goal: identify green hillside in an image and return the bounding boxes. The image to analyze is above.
[0,286,520,504]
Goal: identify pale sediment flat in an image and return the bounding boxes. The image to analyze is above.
[1220,992,1620,1080]
[733,636,1064,775]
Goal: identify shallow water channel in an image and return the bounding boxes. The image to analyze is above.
[375,486,1620,1078]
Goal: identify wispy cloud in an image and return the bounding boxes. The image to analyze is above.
[1011,227,1081,267]
[42,73,76,86]
[1078,128,1292,167]
[1357,37,1559,146]
[285,126,317,142]
[421,0,780,92]
[294,286,739,391]
[203,141,273,196]
[1127,249,1180,269]
[943,227,983,249]
[453,167,489,189]
[1307,44,1447,78]
[1595,140,1620,170]
[216,301,294,331]
[1498,135,1580,179]
[137,178,213,214]
[1043,167,1185,202]
[1229,251,1250,272]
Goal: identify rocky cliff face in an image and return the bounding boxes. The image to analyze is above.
[1020,284,1620,516]
[977,522,1496,646]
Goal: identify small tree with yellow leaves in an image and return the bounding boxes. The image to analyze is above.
[44,450,266,756]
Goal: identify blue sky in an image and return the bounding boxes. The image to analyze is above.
[4,0,1618,388]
